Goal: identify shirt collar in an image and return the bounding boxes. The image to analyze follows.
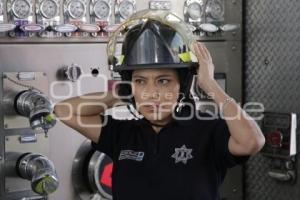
[136,105,195,127]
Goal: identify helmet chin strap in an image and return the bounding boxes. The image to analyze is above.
[176,95,186,113]
[175,68,196,114]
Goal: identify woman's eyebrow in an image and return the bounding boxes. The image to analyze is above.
[156,75,172,78]
[132,75,147,79]
[132,74,173,79]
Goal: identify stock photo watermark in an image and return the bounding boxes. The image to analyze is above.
[52,75,265,127]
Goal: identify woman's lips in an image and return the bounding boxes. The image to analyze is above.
[143,104,160,111]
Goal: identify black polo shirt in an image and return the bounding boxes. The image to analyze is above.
[92,109,249,200]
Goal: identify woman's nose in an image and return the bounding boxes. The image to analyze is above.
[144,84,160,99]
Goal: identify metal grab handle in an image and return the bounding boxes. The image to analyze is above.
[268,169,295,181]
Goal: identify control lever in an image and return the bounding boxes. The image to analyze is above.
[0,23,16,32]
[219,24,239,32]
[199,23,239,33]
[199,23,219,33]
[20,24,45,33]
[103,24,120,33]
[78,23,100,33]
[53,24,77,33]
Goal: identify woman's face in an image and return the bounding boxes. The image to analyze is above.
[132,68,180,124]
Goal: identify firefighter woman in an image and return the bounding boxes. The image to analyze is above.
[54,10,265,200]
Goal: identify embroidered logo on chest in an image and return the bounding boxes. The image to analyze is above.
[118,150,145,161]
[171,145,193,164]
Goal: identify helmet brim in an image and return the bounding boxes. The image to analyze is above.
[114,62,199,72]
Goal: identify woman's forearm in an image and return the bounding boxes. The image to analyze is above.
[202,79,265,155]
[54,91,122,117]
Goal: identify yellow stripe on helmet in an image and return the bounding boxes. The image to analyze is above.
[178,51,192,62]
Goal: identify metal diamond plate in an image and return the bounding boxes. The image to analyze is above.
[244,0,300,199]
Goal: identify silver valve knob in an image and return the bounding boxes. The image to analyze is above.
[64,63,83,82]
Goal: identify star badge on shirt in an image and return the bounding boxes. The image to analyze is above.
[171,145,193,164]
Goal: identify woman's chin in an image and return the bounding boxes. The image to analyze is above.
[141,111,171,123]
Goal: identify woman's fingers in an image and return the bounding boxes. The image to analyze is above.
[198,42,211,61]
[193,42,211,62]
[193,42,203,61]
[201,43,212,61]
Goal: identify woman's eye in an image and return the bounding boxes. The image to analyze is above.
[158,79,170,85]
[134,79,145,85]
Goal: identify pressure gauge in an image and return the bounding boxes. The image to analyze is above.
[67,0,86,19]
[187,2,202,20]
[40,0,58,19]
[206,0,224,20]
[12,0,31,19]
[94,0,110,19]
[119,0,134,19]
